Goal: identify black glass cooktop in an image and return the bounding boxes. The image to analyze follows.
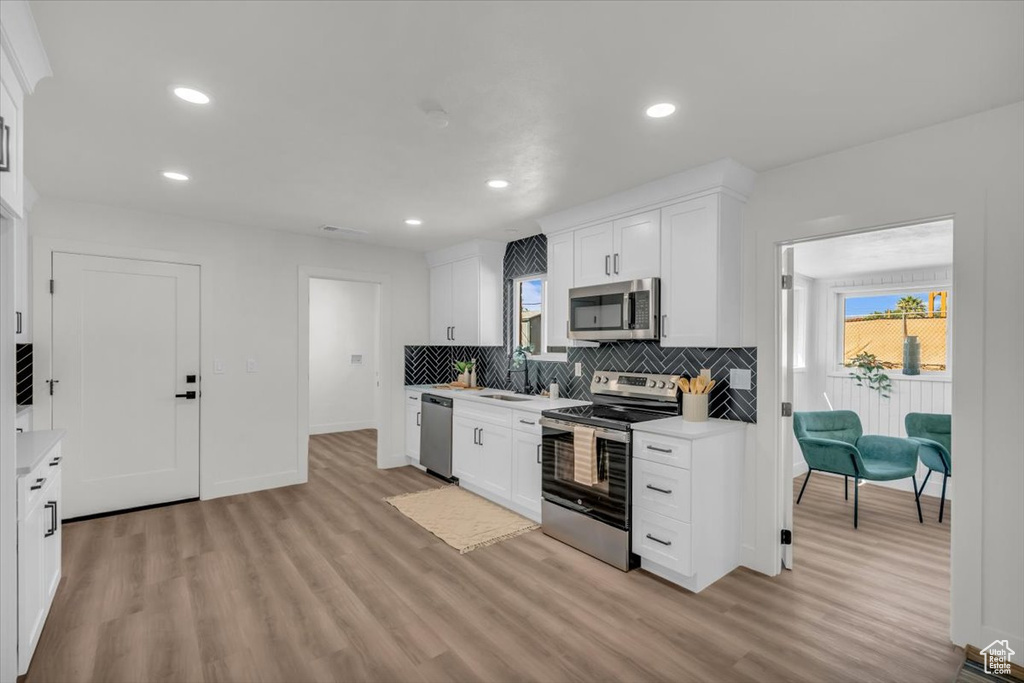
[543,404,677,430]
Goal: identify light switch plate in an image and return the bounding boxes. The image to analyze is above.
[730,368,752,391]
[213,359,225,375]
[246,358,258,373]
[574,362,582,377]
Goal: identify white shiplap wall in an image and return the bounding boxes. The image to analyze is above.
[795,266,953,500]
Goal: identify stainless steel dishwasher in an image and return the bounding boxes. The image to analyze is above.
[419,393,454,479]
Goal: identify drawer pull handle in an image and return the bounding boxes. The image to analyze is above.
[536,443,542,464]
[646,484,673,495]
[30,477,45,491]
[646,445,673,454]
[646,533,672,547]
[49,457,62,467]
[519,419,536,425]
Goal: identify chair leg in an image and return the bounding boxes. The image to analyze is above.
[916,470,932,500]
[853,477,859,529]
[939,474,948,523]
[797,469,812,504]
[912,475,923,523]
[844,475,848,500]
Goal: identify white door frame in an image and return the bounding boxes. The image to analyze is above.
[297,266,391,474]
[773,216,956,562]
[32,238,210,494]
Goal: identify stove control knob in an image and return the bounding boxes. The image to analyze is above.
[648,380,657,388]
[658,381,667,389]
[603,376,611,384]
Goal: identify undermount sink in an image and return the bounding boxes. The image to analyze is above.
[480,394,533,403]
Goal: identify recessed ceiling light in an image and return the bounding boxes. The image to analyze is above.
[173,87,211,105]
[487,179,509,189]
[645,102,676,118]
[161,171,189,181]
[405,218,422,226]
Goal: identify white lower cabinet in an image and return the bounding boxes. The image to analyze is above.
[511,430,543,521]
[18,439,63,675]
[452,400,543,522]
[405,391,421,464]
[631,424,744,593]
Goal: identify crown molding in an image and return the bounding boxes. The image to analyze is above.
[0,0,52,94]
[425,239,506,268]
[538,158,756,235]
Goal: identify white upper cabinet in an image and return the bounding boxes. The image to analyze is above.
[573,211,661,287]
[660,193,743,347]
[574,222,615,286]
[539,159,755,350]
[426,240,504,346]
[545,231,574,350]
[429,264,454,344]
[0,69,24,218]
[612,210,660,281]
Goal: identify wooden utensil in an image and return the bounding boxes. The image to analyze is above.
[703,379,716,394]
[678,377,690,393]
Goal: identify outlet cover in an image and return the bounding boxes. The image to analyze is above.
[213,359,225,375]
[730,368,752,391]
[574,362,582,377]
[246,358,258,373]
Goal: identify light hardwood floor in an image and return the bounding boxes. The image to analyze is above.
[23,430,961,682]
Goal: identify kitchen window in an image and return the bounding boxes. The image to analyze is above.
[834,286,951,373]
[514,276,545,354]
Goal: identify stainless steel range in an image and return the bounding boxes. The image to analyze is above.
[538,370,681,571]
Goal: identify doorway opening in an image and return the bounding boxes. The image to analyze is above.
[297,267,390,475]
[308,278,381,436]
[776,217,958,670]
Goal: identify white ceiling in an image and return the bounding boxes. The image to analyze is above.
[26,1,1024,251]
[793,219,954,279]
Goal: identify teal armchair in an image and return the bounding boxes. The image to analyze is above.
[905,413,951,522]
[794,411,922,528]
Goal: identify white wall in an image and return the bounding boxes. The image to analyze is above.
[743,102,1024,659]
[29,198,430,498]
[309,278,379,434]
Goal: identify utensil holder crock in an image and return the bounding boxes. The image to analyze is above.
[682,393,709,422]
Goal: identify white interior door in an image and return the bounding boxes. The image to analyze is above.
[52,253,200,518]
[779,246,795,569]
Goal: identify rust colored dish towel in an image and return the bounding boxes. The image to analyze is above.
[573,426,598,486]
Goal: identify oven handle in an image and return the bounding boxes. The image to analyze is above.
[539,417,631,444]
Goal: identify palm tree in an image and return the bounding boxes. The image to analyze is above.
[895,295,925,313]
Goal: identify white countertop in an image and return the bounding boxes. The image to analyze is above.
[16,429,66,475]
[631,417,748,440]
[405,385,589,413]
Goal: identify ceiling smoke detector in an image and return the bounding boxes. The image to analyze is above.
[320,225,368,237]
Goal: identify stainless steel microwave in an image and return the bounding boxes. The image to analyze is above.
[567,278,660,342]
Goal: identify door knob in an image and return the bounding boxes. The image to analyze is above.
[175,391,197,399]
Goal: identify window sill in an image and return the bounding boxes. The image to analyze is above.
[828,370,952,383]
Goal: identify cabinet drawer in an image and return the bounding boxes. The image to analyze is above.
[633,432,691,469]
[18,444,60,521]
[633,507,692,576]
[454,399,511,428]
[511,410,541,435]
[405,390,422,404]
[632,458,691,522]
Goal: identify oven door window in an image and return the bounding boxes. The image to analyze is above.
[542,428,629,528]
[570,293,625,333]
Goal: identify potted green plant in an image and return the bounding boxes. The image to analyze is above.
[848,352,892,399]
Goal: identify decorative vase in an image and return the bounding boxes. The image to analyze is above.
[469,359,477,388]
[903,336,921,376]
[457,371,470,385]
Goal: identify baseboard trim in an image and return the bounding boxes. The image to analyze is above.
[64,496,199,523]
[310,420,378,435]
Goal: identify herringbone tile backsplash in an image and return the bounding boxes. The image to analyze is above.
[406,234,758,423]
[404,342,757,423]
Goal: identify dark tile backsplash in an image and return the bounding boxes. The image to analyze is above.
[407,234,757,423]
[404,342,757,423]
[16,343,32,406]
